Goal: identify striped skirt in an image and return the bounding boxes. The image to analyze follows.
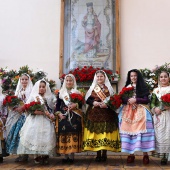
[118,106,155,154]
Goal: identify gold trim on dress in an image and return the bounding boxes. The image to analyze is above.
[94,85,107,102]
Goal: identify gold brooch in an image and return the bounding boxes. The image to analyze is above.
[94,85,100,92]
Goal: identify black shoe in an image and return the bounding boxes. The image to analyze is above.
[15,156,22,162]
[68,158,74,164]
[43,156,49,165]
[143,155,149,165]
[0,157,3,163]
[161,158,167,165]
[34,156,41,164]
[62,158,69,163]
[56,153,61,157]
[95,156,101,162]
[101,156,107,161]
[15,155,28,162]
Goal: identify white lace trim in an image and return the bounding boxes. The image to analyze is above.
[17,142,56,156]
[120,130,147,135]
[20,138,56,152]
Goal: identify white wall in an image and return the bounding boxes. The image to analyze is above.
[0,0,170,90]
[119,0,170,88]
[0,0,61,87]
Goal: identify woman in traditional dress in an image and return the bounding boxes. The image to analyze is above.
[83,70,121,162]
[55,74,83,163]
[17,79,56,164]
[119,69,155,164]
[151,71,170,165]
[0,86,8,163]
[6,73,33,162]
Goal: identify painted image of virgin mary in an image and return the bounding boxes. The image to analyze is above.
[82,2,101,58]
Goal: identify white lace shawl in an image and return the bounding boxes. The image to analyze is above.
[59,74,80,103]
[85,70,114,100]
[15,73,33,102]
[26,79,55,110]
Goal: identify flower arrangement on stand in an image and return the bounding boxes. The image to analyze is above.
[47,79,56,92]
[0,68,17,94]
[0,65,56,94]
[60,66,120,86]
[111,71,120,81]
[140,63,170,91]
[152,63,170,78]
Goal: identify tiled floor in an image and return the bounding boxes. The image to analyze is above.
[1,154,170,170]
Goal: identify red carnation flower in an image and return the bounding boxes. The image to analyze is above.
[70,93,84,105]
[3,95,21,107]
[161,93,170,107]
[119,86,134,99]
[107,94,122,111]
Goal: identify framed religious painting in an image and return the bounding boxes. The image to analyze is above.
[59,0,120,76]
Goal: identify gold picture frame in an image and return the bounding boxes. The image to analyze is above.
[59,0,120,77]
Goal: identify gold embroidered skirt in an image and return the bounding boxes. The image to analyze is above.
[83,128,121,152]
[57,132,82,154]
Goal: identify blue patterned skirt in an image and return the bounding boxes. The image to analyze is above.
[6,114,26,154]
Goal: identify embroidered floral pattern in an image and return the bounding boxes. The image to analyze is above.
[84,121,118,134]
[57,133,82,152]
[83,138,121,149]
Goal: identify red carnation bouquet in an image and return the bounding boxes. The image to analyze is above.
[70,93,85,105]
[3,95,22,108]
[161,93,170,107]
[119,86,135,98]
[107,94,122,110]
[23,101,44,115]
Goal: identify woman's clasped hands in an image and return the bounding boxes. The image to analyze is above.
[93,101,108,108]
[58,103,77,120]
[128,97,137,109]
